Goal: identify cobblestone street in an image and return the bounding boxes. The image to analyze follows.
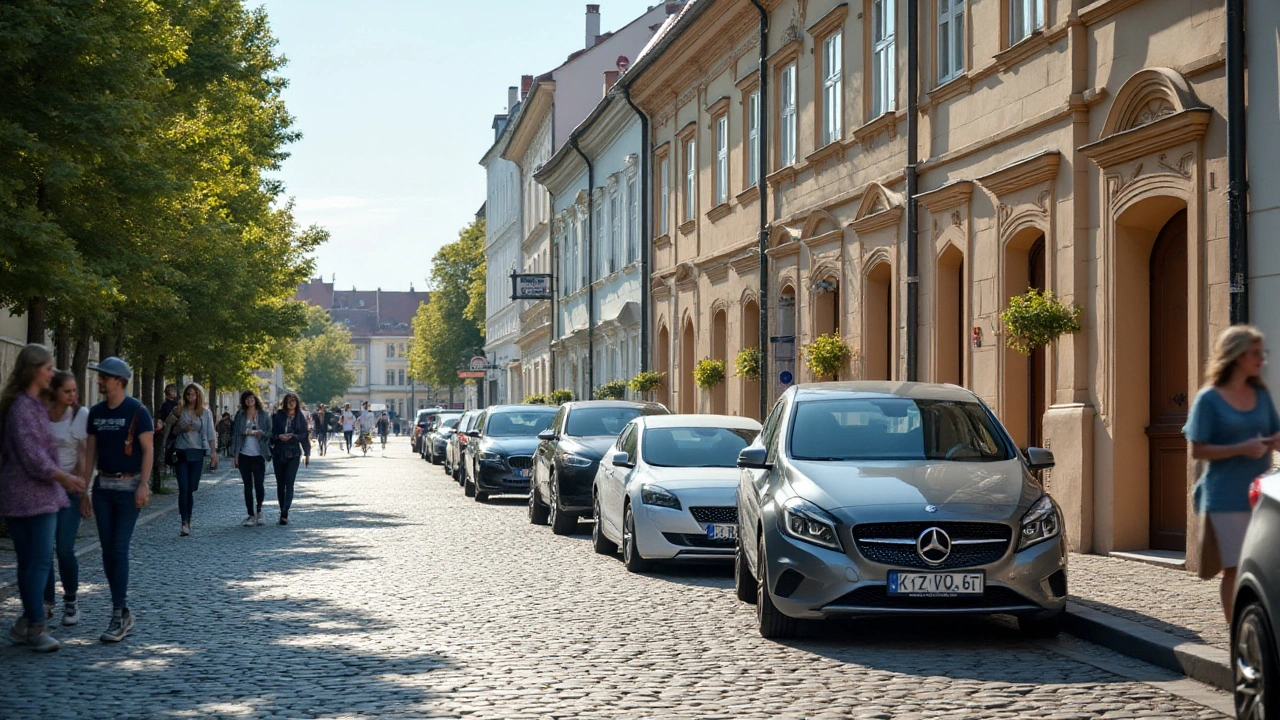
[0,439,1234,719]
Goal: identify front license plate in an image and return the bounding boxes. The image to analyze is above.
[517,468,531,478]
[705,523,737,541]
[887,571,984,597]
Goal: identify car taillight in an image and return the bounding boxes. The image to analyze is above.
[1250,476,1264,509]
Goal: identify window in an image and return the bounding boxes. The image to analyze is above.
[822,32,843,145]
[658,155,669,236]
[747,91,760,187]
[386,370,395,386]
[714,115,729,205]
[610,194,621,272]
[1009,0,1042,45]
[642,427,758,468]
[593,203,604,279]
[787,398,1012,462]
[399,343,406,355]
[398,369,405,386]
[387,344,395,358]
[683,138,697,222]
[938,0,965,83]
[583,213,592,288]
[780,63,797,166]
[872,0,896,117]
[627,178,638,263]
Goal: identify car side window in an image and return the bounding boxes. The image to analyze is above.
[761,399,786,463]
[474,412,487,435]
[621,423,639,459]
[552,407,568,434]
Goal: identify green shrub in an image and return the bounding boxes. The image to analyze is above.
[693,359,727,389]
[1000,289,1082,355]
[628,371,665,395]
[596,380,628,400]
[735,347,762,380]
[804,333,852,379]
[524,394,548,405]
[549,388,574,405]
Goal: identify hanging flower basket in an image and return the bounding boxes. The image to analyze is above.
[735,347,762,380]
[628,371,665,397]
[549,389,574,405]
[1000,289,1082,356]
[803,333,852,380]
[596,380,628,400]
[693,359,727,389]
[523,394,548,405]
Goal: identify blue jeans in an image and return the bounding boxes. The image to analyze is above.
[44,491,82,603]
[175,449,205,523]
[92,486,141,610]
[273,455,301,517]
[6,513,56,625]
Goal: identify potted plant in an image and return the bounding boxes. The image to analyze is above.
[735,347,762,380]
[629,371,665,401]
[596,380,628,400]
[1000,289,1082,355]
[549,388,574,405]
[693,358,727,389]
[523,394,548,405]
[804,333,852,380]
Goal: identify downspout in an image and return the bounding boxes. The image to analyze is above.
[621,88,652,374]
[905,0,920,380]
[1227,0,1248,323]
[750,0,770,419]
[570,137,596,399]
[549,97,558,392]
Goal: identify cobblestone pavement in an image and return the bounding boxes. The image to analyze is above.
[1069,553,1227,650]
[0,439,1232,719]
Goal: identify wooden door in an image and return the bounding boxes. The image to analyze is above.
[1028,238,1046,449]
[1147,210,1189,552]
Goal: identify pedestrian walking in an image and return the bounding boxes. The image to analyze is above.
[311,403,330,457]
[0,346,86,652]
[216,411,233,458]
[377,412,390,450]
[162,383,218,537]
[340,403,355,453]
[85,356,153,643]
[43,370,91,627]
[232,391,272,527]
[270,393,310,525]
[1184,324,1280,622]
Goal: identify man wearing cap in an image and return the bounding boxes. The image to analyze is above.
[85,357,153,643]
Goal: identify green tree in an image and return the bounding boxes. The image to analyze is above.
[408,219,485,389]
[289,314,356,406]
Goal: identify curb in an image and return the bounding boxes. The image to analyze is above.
[1065,600,1233,692]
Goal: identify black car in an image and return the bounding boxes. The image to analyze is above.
[530,400,670,535]
[448,410,482,482]
[463,404,559,502]
[411,407,444,455]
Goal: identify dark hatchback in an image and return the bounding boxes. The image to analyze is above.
[464,404,559,502]
[530,400,670,535]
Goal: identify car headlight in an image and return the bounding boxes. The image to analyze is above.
[781,497,843,551]
[640,484,681,510]
[561,453,593,468]
[479,451,503,463]
[1018,494,1061,551]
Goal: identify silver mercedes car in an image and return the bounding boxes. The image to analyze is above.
[735,382,1067,639]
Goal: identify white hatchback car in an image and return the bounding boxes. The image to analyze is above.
[591,414,763,571]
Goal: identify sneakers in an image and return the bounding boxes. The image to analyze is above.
[242,516,256,527]
[278,516,289,526]
[255,512,264,526]
[100,609,133,643]
[9,616,28,645]
[26,624,60,653]
[180,523,190,537]
[62,600,79,627]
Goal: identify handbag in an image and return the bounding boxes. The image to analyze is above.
[1196,512,1222,580]
[163,410,182,467]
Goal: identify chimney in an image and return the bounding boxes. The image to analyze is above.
[585,4,601,49]
[520,74,534,100]
[507,86,518,112]
[603,70,619,93]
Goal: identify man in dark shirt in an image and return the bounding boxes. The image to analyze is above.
[86,357,153,644]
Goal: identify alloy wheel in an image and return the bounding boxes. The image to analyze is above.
[548,480,559,527]
[1237,604,1272,720]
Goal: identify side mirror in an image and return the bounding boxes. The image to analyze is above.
[611,451,633,468]
[1025,447,1055,470]
[738,446,772,470]
[467,430,481,438]
[537,429,557,442]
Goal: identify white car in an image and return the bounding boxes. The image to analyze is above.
[591,414,763,572]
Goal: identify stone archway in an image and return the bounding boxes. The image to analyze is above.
[680,318,696,414]
[864,260,893,381]
[1002,229,1047,448]
[741,297,761,419]
[711,307,728,414]
[935,245,965,386]
[656,323,670,407]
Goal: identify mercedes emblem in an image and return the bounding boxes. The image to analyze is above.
[925,504,938,513]
[916,527,952,566]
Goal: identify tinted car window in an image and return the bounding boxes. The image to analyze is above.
[439,416,461,429]
[565,407,647,437]
[642,427,758,468]
[484,410,557,437]
[788,398,1013,462]
[619,423,638,457]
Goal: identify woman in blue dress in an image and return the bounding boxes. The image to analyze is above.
[1185,325,1280,622]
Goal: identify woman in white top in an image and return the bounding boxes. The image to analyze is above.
[340,403,355,453]
[231,391,272,527]
[163,383,218,537]
[42,370,89,626]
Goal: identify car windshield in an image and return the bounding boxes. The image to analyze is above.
[788,398,1013,462]
[484,410,557,437]
[565,407,647,437]
[642,427,758,468]
[440,416,461,429]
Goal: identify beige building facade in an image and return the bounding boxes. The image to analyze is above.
[629,0,1231,565]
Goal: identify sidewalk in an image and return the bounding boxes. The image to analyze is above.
[1066,552,1233,691]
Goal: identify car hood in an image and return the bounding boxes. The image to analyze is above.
[479,437,541,456]
[560,436,616,460]
[641,466,742,490]
[785,459,1039,520]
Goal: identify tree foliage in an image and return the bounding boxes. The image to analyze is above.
[287,308,356,406]
[408,219,485,389]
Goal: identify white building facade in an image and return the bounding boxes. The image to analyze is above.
[481,91,525,405]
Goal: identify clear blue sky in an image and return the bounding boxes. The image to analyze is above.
[259,0,661,292]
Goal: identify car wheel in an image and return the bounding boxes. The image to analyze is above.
[431,446,443,465]
[756,537,797,639]
[549,475,577,536]
[475,490,488,503]
[1017,609,1065,638]
[1236,600,1279,720]
[592,493,616,555]
[463,468,476,497]
[735,543,758,604]
[528,481,549,525]
[622,503,650,573]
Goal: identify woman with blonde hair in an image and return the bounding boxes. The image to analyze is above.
[163,383,218,537]
[1184,324,1280,622]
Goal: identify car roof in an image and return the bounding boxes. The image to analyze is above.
[563,400,667,411]
[790,381,978,403]
[484,404,559,412]
[635,414,762,430]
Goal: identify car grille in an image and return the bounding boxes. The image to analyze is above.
[507,456,533,470]
[851,522,1012,570]
[690,507,738,524]
[825,585,1036,611]
[662,532,736,549]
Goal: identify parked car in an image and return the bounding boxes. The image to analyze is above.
[530,400,670,534]
[425,412,463,464]
[463,404,559,502]
[411,407,444,455]
[735,382,1066,639]
[1232,470,1280,720]
[447,410,482,482]
[592,414,761,571]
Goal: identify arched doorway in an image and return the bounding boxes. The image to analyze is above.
[776,285,797,392]
[680,319,696,413]
[656,325,670,407]
[864,262,892,380]
[741,299,761,419]
[1147,209,1189,551]
[936,246,964,386]
[814,276,839,338]
[711,309,727,414]
[1002,233,1047,448]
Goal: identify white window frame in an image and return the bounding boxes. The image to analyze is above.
[938,0,965,84]
[659,157,669,235]
[822,32,843,145]
[684,138,697,222]
[627,178,638,263]
[872,0,896,118]
[714,115,729,206]
[747,91,760,187]
[780,63,797,166]
[1008,0,1042,46]
[610,194,621,273]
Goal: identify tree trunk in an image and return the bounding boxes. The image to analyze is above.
[25,297,46,344]
[152,355,166,420]
[53,320,70,368]
[71,319,90,393]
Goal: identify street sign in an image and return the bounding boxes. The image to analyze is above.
[779,370,793,385]
[510,273,553,300]
[457,371,485,379]
[469,356,488,371]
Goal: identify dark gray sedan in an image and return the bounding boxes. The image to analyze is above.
[1233,470,1280,720]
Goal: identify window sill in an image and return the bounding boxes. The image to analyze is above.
[678,219,697,235]
[805,140,845,167]
[923,73,973,110]
[995,30,1049,71]
[705,202,732,223]
[849,111,901,150]
[653,233,672,249]
[765,164,799,188]
[735,184,761,205]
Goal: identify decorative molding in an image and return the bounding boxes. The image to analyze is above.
[674,261,698,287]
[730,252,760,276]
[806,3,848,39]
[623,154,639,178]
[735,184,761,206]
[653,233,672,250]
[1079,0,1145,25]
[767,37,803,68]
[1099,68,1208,138]
[735,69,761,92]
[850,110,901,150]
[706,202,732,223]
[994,31,1048,72]
[677,121,697,142]
[765,164,799,188]
[678,218,697,236]
[849,206,903,235]
[977,152,1061,197]
[706,96,732,117]
[917,181,973,214]
[848,182,905,235]
[1081,109,1211,169]
[703,263,730,283]
[805,140,845,168]
[921,73,974,113]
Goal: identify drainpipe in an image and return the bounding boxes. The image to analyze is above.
[1227,0,1248,323]
[905,0,920,380]
[750,0,770,419]
[621,88,652,374]
[570,137,596,399]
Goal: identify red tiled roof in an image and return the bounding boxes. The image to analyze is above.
[295,280,428,338]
